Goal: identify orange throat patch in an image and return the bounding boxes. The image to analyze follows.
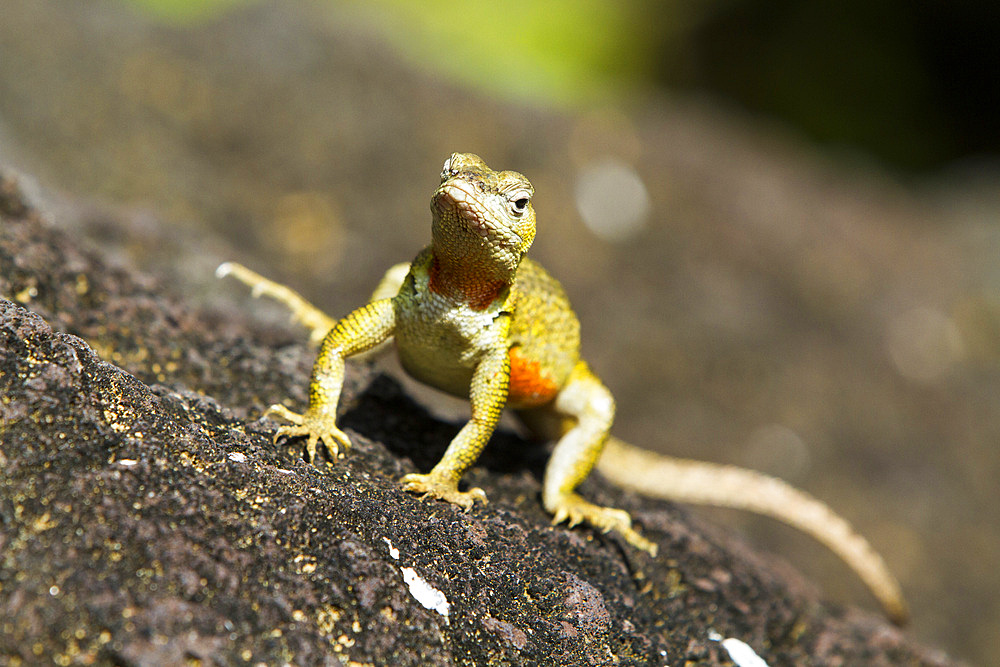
[428,256,508,311]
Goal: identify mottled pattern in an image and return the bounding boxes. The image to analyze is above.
[506,258,580,408]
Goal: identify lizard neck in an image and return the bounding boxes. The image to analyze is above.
[427,250,514,311]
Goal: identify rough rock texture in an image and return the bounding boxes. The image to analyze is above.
[0,171,958,665]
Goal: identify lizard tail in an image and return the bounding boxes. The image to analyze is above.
[597,436,908,625]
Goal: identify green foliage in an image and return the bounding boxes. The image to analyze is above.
[340,0,668,105]
[121,0,682,106]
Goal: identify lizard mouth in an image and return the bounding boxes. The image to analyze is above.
[433,182,523,245]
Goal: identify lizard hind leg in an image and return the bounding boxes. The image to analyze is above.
[218,261,410,354]
[522,361,658,555]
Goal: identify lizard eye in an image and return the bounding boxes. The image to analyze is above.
[509,195,530,217]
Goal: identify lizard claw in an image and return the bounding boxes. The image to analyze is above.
[265,403,352,463]
[550,493,658,556]
[401,472,488,510]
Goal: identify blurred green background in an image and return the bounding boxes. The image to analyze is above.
[130,0,1000,171]
[2,0,998,664]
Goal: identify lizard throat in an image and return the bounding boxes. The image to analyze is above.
[427,255,510,311]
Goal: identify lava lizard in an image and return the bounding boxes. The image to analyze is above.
[219,152,907,623]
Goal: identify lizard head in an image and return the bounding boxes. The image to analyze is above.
[430,153,536,277]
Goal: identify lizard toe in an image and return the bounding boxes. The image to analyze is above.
[401,473,488,509]
[266,403,304,425]
[549,493,657,555]
[266,405,351,463]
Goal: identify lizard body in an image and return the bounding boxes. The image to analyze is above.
[219,152,907,623]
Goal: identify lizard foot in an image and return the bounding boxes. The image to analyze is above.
[401,473,488,510]
[550,493,658,556]
[265,403,352,463]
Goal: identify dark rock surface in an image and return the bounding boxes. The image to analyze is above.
[0,170,957,664]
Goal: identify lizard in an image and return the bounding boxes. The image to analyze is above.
[218,152,908,624]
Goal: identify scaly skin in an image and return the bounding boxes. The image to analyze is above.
[220,153,908,624]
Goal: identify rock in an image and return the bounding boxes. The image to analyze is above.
[0,169,955,665]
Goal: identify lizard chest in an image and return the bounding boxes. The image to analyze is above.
[393,287,504,398]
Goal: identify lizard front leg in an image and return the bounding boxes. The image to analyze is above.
[531,361,657,555]
[269,298,396,462]
[401,316,512,509]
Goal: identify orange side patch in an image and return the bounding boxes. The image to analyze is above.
[507,347,559,406]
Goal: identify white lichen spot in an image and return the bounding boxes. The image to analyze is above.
[117,459,138,467]
[383,537,399,560]
[228,451,247,463]
[708,630,769,667]
[721,638,770,667]
[708,630,768,667]
[401,567,450,619]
